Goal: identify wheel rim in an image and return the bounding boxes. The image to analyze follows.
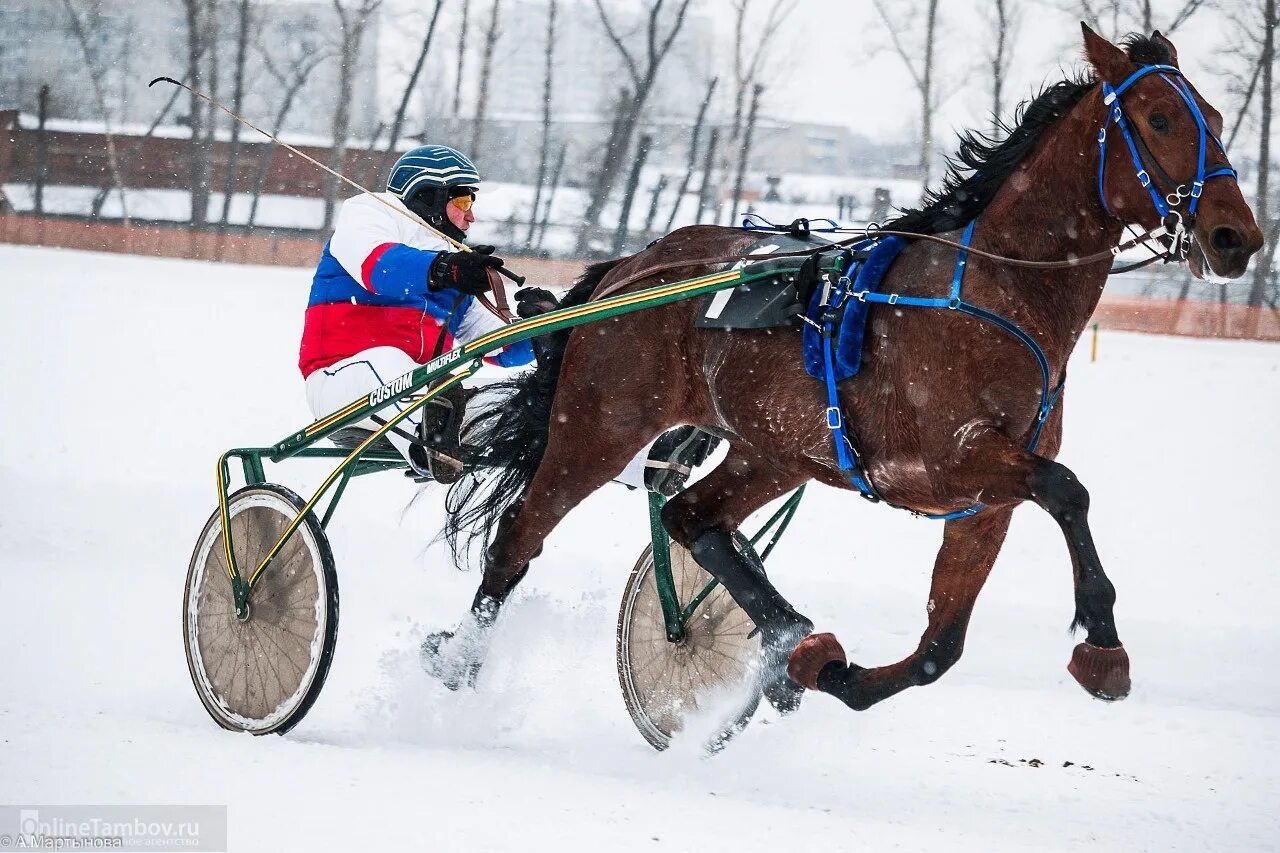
[186,491,328,733]
[619,541,761,748]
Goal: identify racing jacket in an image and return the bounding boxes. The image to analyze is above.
[298,192,533,377]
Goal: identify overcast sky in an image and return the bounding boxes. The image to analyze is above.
[703,0,1232,142]
[373,0,1238,147]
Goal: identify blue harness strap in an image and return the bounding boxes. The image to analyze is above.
[1097,64,1238,222]
[817,221,1066,520]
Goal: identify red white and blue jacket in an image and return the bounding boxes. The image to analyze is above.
[299,192,533,377]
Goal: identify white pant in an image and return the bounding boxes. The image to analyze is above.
[305,346,652,487]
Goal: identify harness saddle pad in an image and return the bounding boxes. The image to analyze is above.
[802,235,907,383]
[694,232,836,330]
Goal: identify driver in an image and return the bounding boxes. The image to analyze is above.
[299,145,552,482]
[298,144,716,492]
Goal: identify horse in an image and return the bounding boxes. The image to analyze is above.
[425,25,1263,714]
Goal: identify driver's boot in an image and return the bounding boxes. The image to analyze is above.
[411,384,466,484]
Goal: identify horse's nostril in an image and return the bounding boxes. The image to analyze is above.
[1211,226,1245,252]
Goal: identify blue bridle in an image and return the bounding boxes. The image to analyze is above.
[1097,63,1238,246]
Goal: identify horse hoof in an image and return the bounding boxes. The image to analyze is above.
[763,674,806,715]
[787,633,847,691]
[420,630,481,691]
[1067,642,1130,700]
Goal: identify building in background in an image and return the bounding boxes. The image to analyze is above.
[0,0,378,140]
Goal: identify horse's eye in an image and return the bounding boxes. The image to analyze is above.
[1149,113,1170,133]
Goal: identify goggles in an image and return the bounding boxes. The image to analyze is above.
[449,191,476,212]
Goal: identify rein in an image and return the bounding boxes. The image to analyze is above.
[593,63,1239,305]
[589,224,1169,303]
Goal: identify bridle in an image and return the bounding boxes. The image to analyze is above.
[1096,63,1239,264]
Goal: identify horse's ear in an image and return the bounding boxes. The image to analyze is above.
[1081,22,1130,83]
[1151,29,1180,67]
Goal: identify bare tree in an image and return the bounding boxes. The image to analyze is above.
[613,133,653,254]
[575,0,696,254]
[218,0,255,229]
[872,0,941,190]
[323,0,381,231]
[694,126,719,225]
[535,142,567,251]
[62,0,129,224]
[1065,0,1206,38]
[249,34,333,229]
[381,0,446,173]
[664,75,717,232]
[1247,0,1278,307]
[452,0,471,117]
[34,85,49,215]
[182,0,212,227]
[470,0,503,156]
[527,0,558,249]
[985,0,1021,131]
[728,83,762,225]
[719,0,796,222]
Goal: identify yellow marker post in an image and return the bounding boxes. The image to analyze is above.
[1091,322,1099,362]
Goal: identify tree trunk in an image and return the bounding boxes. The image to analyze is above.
[613,133,652,255]
[576,0,695,254]
[991,0,1009,132]
[919,0,938,190]
[642,173,669,238]
[729,84,762,225]
[1249,0,1276,308]
[527,0,557,248]
[380,0,445,176]
[34,85,49,215]
[665,76,717,232]
[323,1,378,232]
[470,0,503,157]
[218,0,253,229]
[183,0,209,227]
[694,127,720,225]
[452,0,470,117]
[535,142,567,251]
[62,0,130,225]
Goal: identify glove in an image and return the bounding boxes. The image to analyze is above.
[514,287,559,318]
[429,245,504,296]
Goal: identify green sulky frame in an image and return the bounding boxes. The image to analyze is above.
[212,260,815,633]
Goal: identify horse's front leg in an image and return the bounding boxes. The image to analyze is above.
[790,436,1129,710]
[789,508,1014,710]
[1029,456,1130,699]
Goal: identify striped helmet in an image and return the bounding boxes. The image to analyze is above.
[386,145,481,201]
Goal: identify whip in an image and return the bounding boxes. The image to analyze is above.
[148,76,524,313]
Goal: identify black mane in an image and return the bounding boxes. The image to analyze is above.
[888,33,1172,235]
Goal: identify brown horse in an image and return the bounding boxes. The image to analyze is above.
[427,26,1262,713]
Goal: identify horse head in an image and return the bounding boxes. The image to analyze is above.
[1083,24,1263,279]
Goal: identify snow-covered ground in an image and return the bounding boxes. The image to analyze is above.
[1,244,1277,851]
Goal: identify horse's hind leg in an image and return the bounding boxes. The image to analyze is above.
[423,395,667,688]
[660,446,813,711]
[789,509,1014,711]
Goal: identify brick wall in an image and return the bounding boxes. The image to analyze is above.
[1,212,1276,340]
[0,213,586,286]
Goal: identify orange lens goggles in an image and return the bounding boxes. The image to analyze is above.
[449,193,475,212]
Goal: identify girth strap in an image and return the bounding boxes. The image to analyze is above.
[817,220,1066,521]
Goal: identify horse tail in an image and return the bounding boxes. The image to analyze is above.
[442,258,624,566]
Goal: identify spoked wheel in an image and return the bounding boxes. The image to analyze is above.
[616,537,762,751]
[184,484,338,735]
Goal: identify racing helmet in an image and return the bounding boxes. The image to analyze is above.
[387,145,480,200]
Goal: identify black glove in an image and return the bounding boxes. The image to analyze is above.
[429,245,504,296]
[514,287,560,318]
